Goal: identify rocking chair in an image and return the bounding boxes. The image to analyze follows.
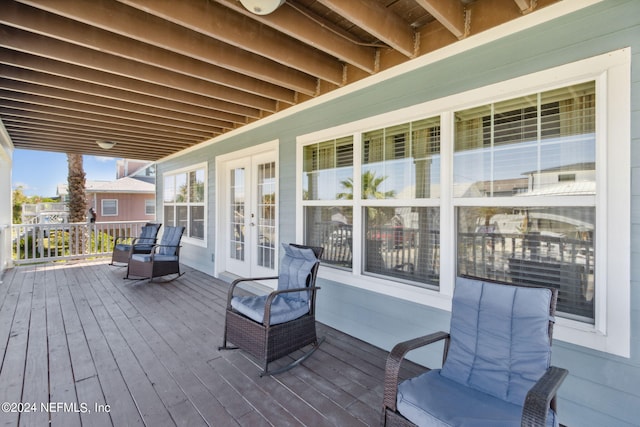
[125,226,185,282]
[219,243,324,376]
[110,222,161,266]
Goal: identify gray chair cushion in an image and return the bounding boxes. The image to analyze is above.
[137,224,159,245]
[278,243,318,303]
[130,254,178,263]
[231,295,310,325]
[397,370,557,427]
[157,226,184,256]
[440,278,553,406]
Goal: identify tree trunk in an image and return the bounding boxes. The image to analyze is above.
[67,153,88,256]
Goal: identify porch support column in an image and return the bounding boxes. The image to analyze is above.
[0,119,14,271]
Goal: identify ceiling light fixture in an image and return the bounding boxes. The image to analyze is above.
[239,0,285,15]
[96,140,116,150]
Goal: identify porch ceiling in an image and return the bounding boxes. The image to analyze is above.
[0,0,559,161]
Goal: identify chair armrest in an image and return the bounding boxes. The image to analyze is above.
[262,286,321,327]
[226,276,279,308]
[521,366,568,427]
[383,331,450,412]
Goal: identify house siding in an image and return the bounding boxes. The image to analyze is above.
[92,193,155,222]
[157,1,640,425]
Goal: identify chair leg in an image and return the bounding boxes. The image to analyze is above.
[260,336,325,377]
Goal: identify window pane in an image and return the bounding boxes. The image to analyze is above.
[176,205,188,230]
[364,207,439,288]
[303,137,354,200]
[163,176,175,203]
[362,117,441,199]
[304,206,353,269]
[175,173,188,203]
[457,206,595,322]
[145,200,155,215]
[189,206,204,239]
[164,205,175,226]
[189,169,205,203]
[101,200,117,216]
[454,81,596,197]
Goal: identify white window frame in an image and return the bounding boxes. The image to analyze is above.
[162,162,207,247]
[101,199,118,217]
[296,48,630,357]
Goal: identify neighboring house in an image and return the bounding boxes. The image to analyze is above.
[154,2,640,426]
[57,176,156,223]
[56,159,156,222]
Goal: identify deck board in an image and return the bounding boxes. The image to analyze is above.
[0,261,427,426]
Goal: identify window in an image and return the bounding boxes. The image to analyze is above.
[302,118,441,288]
[101,199,117,216]
[454,82,596,323]
[297,49,630,357]
[145,199,155,215]
[163,165,206,241]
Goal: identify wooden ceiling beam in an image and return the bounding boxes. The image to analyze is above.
[0,102,213,139]
[0,27,278,114]
[119,0,346,84]
[6,125,193,150]
[513,0,536,13]
[0,65,248,125]
[2,116,198,145]
[212,0,376,74]
[0,109,205,145]
[0,79,235,130]
[0,48,262,119]
[9,136,175,160]
[414,0,468,39]
[15,0,320,94]
[0,90,222,135]
[317,0,416,58]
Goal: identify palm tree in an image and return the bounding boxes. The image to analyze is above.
[338,170,395,226]
[67,153,87,255]
[337,170,395,200]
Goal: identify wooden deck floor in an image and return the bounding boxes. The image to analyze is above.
[0,261,424,427]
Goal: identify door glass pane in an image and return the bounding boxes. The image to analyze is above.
[230,168,245,261]
[257,161,276,269]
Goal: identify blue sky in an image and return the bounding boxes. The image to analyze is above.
[12,149,121,197]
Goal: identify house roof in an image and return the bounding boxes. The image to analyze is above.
[57,176,155,195]
[0,0,561,161]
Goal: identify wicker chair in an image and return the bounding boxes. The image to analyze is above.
[219,243,324,376]
[110,222,161,266]
[124,226,185,282]
[382,277,568,427]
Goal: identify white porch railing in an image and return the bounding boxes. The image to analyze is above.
[11,221,150,264]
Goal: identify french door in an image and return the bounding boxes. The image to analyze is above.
[225,152,277,278]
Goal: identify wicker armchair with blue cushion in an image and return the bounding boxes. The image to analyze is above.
[125,226,185,282]
[382,277,568,427]
[110,223,161,266]
[219,243,324,376]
